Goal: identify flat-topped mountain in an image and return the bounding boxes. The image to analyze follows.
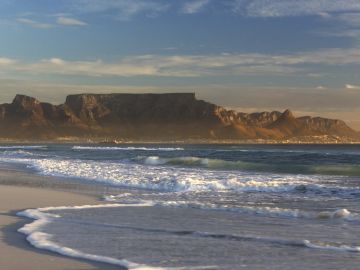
[0,93,358,142]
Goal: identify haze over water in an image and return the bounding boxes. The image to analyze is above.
[1,144,360,269]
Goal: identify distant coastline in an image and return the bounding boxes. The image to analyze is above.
[0,137,359,145]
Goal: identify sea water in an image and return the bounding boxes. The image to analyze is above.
[1,144,360,269]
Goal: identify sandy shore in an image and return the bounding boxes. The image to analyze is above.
[0,170,124,270]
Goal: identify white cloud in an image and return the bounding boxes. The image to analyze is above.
[182,0,210,14]
[10,1,360,22]
[26,58,159,77]
[326,29,360,39]
[48,58,65,65]
[68,0,169,20]
[318,12,360,40]
[233,0,360,17]
[271,48,360,65]
[345,84,360,89]
[16,18,52,29]
[0,57,16,65]
[56,16,87,26]
[0,48,360,78]
[317,12,332,19]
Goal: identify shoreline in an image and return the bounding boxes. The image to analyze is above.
[0,140,360,145]
[0,167,125,270]
[0,144,359,269]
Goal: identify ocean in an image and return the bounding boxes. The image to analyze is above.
[1,144,360,269]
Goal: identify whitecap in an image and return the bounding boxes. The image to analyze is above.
[0,145,47,149]
[72,146,184,151]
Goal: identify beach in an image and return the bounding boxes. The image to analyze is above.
[0,167,123,270]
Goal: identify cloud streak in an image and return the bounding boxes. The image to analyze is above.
[0,48,359,78]
[337,12,360,26]
[56,16,87,26]
[68,0,169,20]
[16,16,87,29]
[232,0,360,17]
[16,18,52,29]
[66,0,360,18]
[182,0,210,14]
[8,1,360,23]
[345,84,360,89]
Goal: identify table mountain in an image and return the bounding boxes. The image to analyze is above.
[0,93,358,142]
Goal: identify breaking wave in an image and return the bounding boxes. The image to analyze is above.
[17,203,360,270]
[17,204,217,270]
[104,196,360,221]
[137,156,360,177]
[0,150,38,158]
[0,154,359,198]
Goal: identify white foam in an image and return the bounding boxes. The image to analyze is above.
[1,150,37,158]
[18,204,156,269]
[72,146,184,151]
[142,156,209,166]
[316,208,359,221]
[17,202,360,270]
[303,240,360,252]
[0,149,356,197]
[0,154,339,194]
[144,156,168,165]
[0,145,47,149]
[17,204,216,270]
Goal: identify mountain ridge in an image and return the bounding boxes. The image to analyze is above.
[0,93,358,142]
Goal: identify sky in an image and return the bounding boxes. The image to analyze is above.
[0,0,360,129]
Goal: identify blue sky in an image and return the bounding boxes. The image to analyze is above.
[0,0,360,129]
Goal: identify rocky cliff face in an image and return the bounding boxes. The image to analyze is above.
[0,93,358,141]
[64,93,225,124]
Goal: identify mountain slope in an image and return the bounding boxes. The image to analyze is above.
[0,93,358,141]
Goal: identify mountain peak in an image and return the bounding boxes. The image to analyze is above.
[12,94,40,107]
[281,109,295,119]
